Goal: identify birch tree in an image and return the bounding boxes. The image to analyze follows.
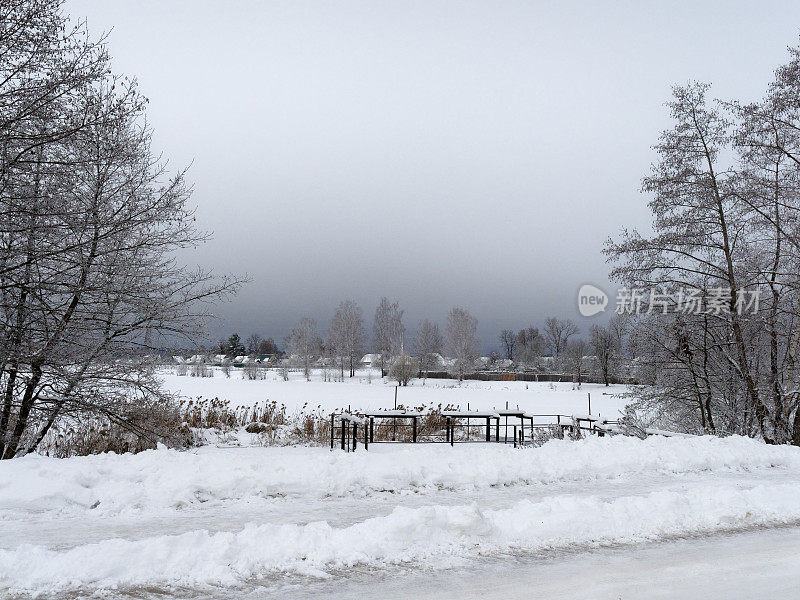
[445,307,479,382]
[329,300,366,378]
[288,317,320,381]
[373,297,404,377]
[415,319,443,381]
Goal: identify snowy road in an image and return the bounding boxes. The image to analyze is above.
[2,437,800,598]
[275,526,800,600]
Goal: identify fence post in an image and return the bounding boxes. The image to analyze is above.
[413,416,417,443]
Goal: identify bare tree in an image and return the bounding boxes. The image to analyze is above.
[515,326,542,365]
[499,329,516,360]
[245,333,262,356]
[0,11,241,459]
[566,338,588,384]
[590,325,618,386]
[287,318,321,381]
[329,300,366,378]
[605,79,800,440]
[415,319,443,382]
[445,307,479,382]
[544,317,578,358]
[373,297,404,377]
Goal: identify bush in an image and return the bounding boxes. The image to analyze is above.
[389,354,419,386]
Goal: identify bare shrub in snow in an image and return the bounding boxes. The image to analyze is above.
[389,354,419,386]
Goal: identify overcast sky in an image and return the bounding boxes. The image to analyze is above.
[67,0,800,351]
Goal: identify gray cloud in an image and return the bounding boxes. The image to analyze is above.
[68,0,800,350]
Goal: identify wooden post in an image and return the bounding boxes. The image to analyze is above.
[353,423,357,451]
[370,417,374,443]
[341,419,346,451]
[412,416,417,443]
[485,417,490,441]
[330,414,335,450]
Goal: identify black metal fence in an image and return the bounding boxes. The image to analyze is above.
[330,411,619,452]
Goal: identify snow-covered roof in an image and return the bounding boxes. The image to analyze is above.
[442,410,500,418]
[497,409,535,418]
[360,410,423,418]
[338,413,365,425]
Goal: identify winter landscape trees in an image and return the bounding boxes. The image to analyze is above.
[373,297,404,376]
[606,47,800,445]
[287,317,321,380]
[445,307,479,381]
[0,0,239,458]
[329,300,366,378]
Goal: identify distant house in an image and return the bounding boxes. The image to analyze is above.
[494,358,514,369]
[360,353,381,367]
[474,356,491,368]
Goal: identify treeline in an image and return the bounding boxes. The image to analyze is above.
[214,304,632,387]
[606,42,800,445]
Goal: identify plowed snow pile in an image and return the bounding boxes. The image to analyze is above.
[1,436,799,596]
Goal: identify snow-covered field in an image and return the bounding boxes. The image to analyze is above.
[159,367,629,417]
[3,373,799,598]
[3,435,800,598]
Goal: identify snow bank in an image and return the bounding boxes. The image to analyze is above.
[3,482,800,594]
[1,435,798,519]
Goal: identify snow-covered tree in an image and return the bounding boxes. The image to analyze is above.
[288,318,321,380]
[415,319,443,381]
[373,297,404,377]
[445,307,479,382]
[329,300,366,378]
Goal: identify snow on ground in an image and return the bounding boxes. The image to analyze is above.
[160,367,629,417]
[2,436,800,598]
